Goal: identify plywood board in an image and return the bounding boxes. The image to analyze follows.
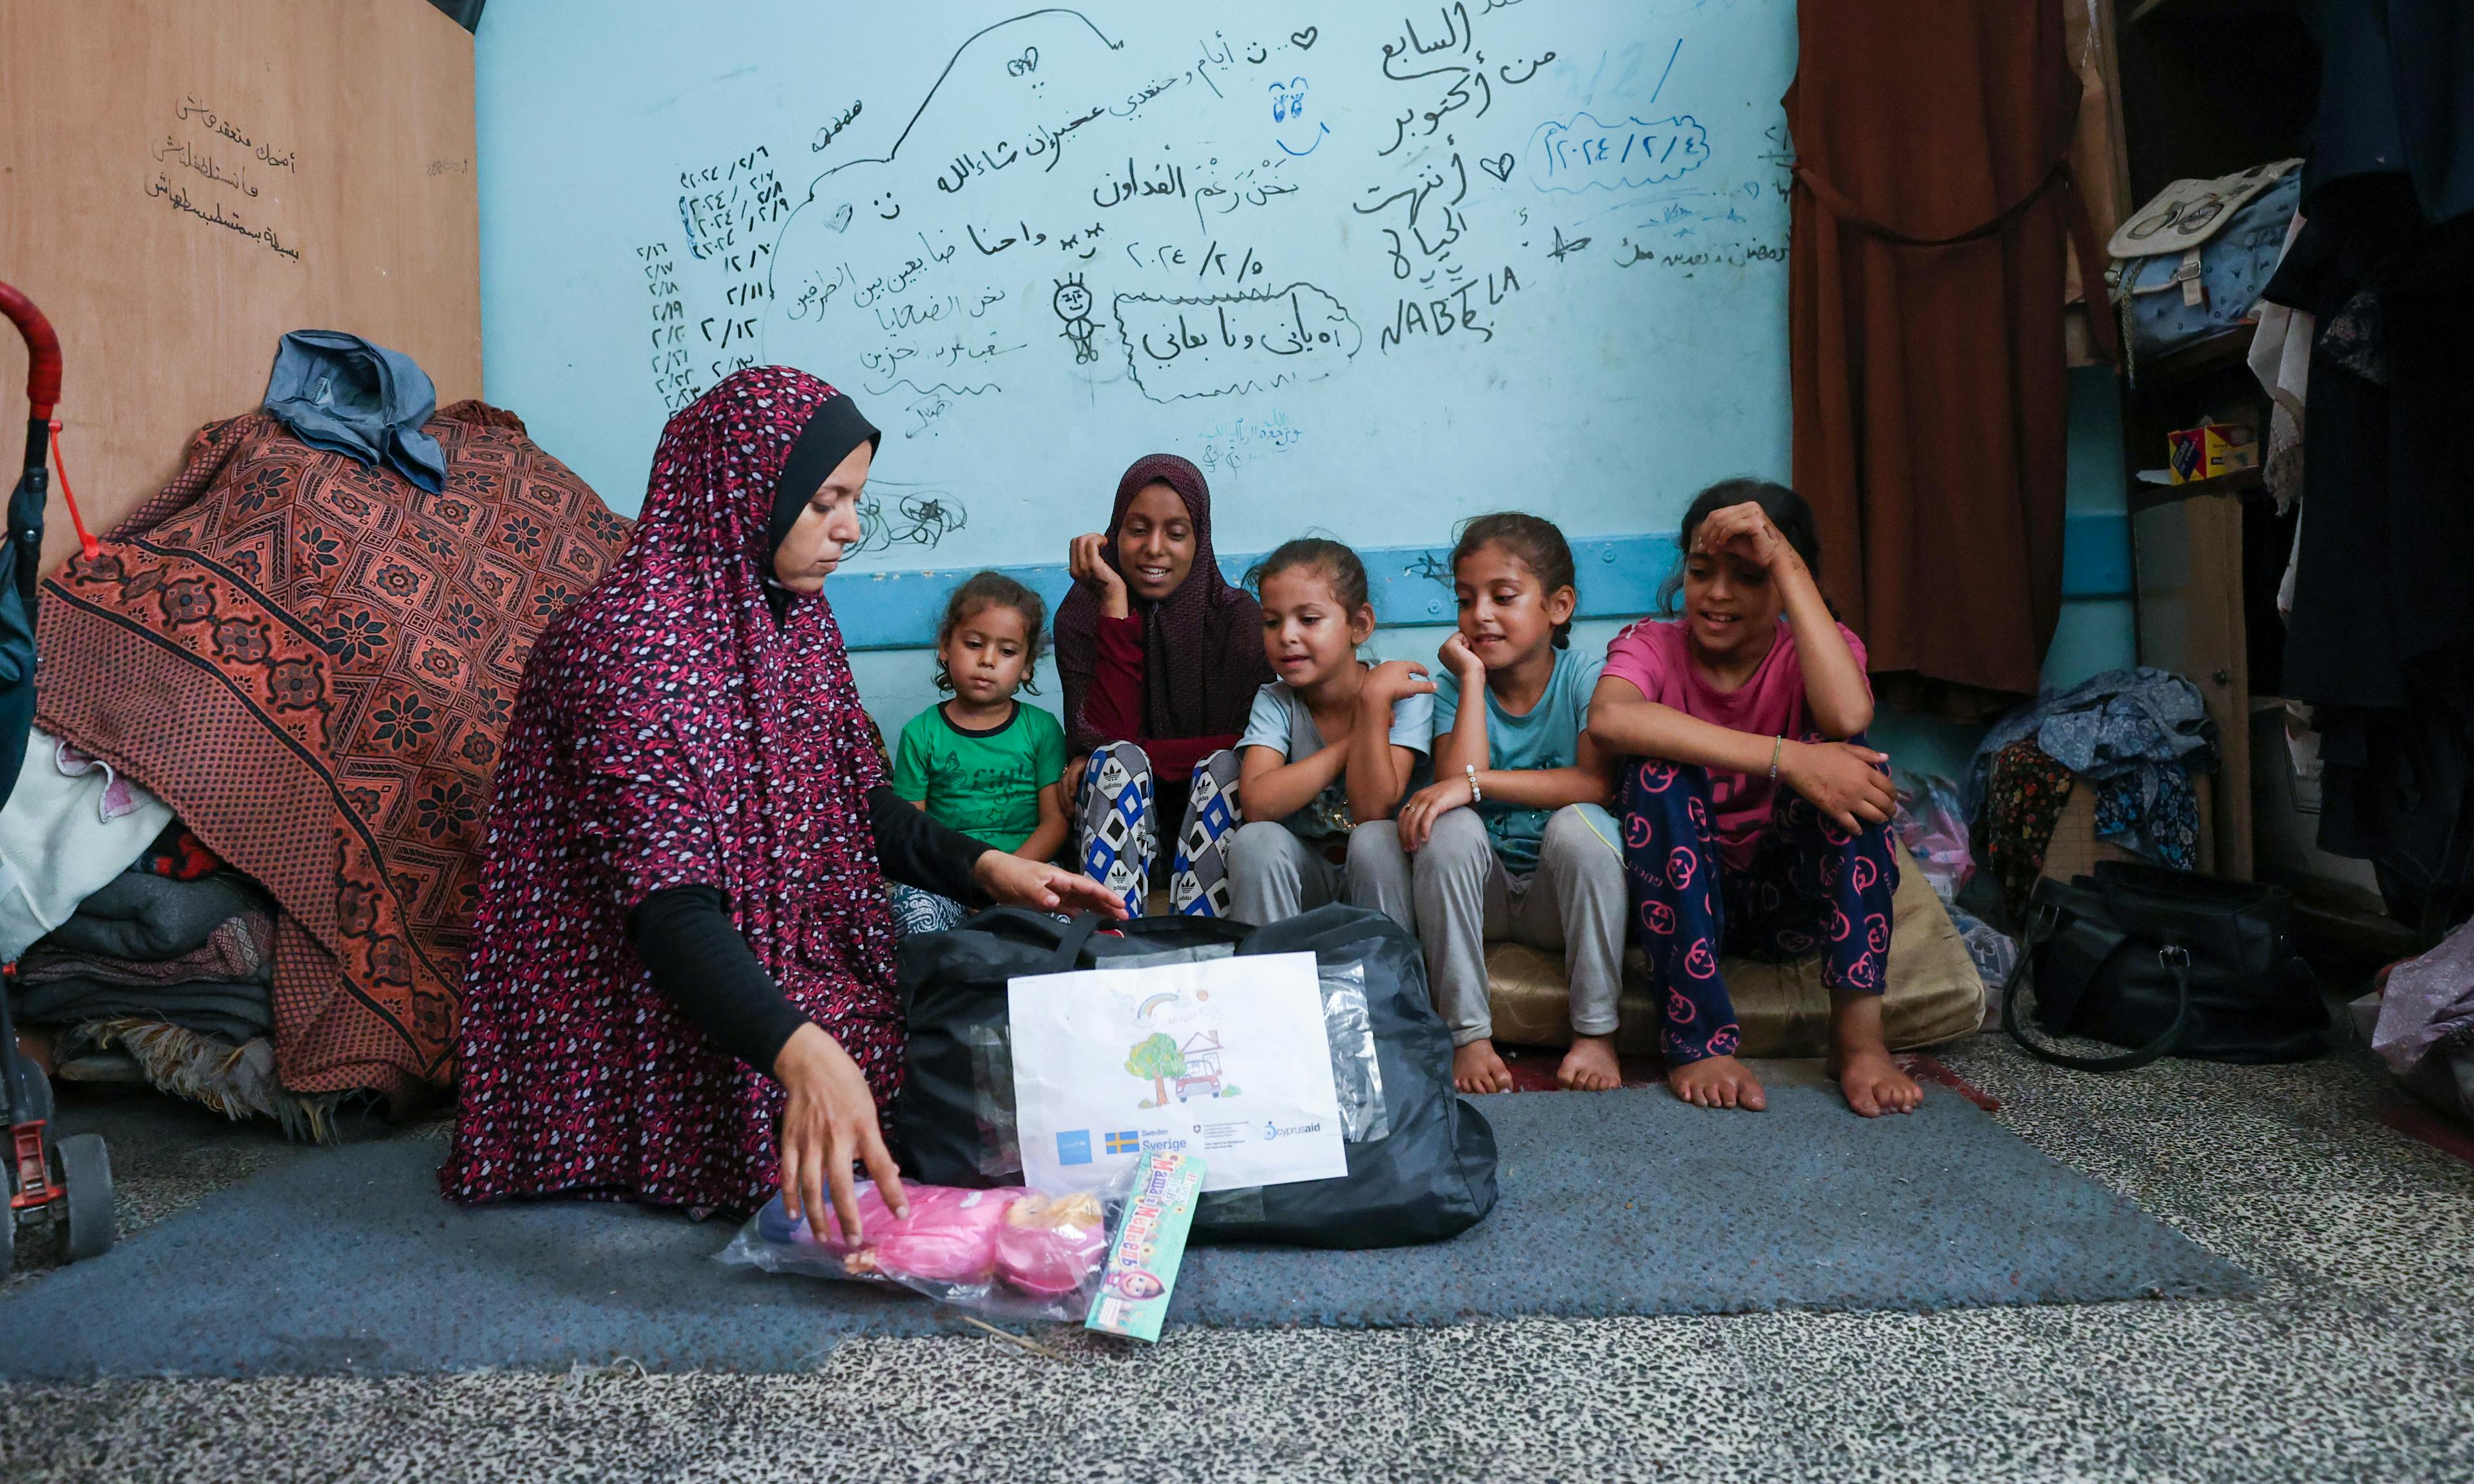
[0,0,480,573]
[2133,490,2252,878]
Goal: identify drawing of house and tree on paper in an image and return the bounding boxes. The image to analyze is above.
[1010,952,1348,1195]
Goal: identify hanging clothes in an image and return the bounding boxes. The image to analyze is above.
[1786,0,2097,703]
[2263,1,2474,932]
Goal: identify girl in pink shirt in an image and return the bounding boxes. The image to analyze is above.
[1586,480,1920,1118]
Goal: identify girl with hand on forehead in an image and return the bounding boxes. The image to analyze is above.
[1587,479,1919,1119]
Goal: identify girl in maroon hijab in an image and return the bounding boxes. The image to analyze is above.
[443,368,1119,1239]
[1055,454,1272,915]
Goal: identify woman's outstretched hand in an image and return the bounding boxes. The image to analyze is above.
[773,1022,907,1245]
[973,849,1130,918]
[1780,739,1896,835]
[1066,533,1130,620]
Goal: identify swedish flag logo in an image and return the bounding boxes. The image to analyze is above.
[1104,1130,1141,1155]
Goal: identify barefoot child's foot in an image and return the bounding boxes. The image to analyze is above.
[1557,1034,1622,1090]
[1666,1054,1767,1110]
[1453,1039,1515,1094]
[1828,991,1923,1117]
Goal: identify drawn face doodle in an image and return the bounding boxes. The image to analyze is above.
[1640,900,1676,937]
[1665,846,1697,890]
[1683,940,1718,980]
[1052,280,1093,321]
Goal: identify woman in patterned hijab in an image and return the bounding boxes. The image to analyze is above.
[443,367,1119,1237]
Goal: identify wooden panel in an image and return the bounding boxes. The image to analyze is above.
[2133,490,2252,877]
[0,0,479,573]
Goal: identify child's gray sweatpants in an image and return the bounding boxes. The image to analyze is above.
[1226,819,1415,931]
[1379,804,1627,1047]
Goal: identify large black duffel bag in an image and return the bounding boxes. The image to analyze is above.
[891,903,1498,1249]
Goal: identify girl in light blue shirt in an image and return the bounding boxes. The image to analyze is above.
[1226,539,1435,929]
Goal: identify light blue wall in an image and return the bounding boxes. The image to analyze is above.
[475,0,1800,535]
[2043,364,2136,690]
[473,3,2131,768]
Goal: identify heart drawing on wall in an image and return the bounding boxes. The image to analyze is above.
[1290,27,1318,50]
[1479,153,1516,182]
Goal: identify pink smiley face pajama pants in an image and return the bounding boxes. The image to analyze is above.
[1620,743,1901,1065]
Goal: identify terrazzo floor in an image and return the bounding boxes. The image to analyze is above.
[3,1029,2468,1483]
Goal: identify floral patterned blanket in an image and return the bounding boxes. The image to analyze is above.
[37,404,629,1096]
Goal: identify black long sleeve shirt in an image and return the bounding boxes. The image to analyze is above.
[626,784,988,1071]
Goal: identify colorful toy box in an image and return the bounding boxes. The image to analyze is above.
[1085,1152,1203,1342]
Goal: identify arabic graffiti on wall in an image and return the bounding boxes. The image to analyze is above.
[497,1,1796,560]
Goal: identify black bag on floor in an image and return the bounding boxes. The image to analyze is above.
[2002,860,2325,1070]
[891,903,1498,1249]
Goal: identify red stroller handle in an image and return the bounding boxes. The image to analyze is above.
[0,281,62,419]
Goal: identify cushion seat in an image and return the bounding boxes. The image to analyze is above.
[1482,841,1985,1057]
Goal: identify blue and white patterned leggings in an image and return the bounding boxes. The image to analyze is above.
[1621,738,1900,1065]
[1075,741,1242,918]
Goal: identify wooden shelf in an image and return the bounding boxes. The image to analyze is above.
[2133,325,2258,392]
[2130,464,2263,510]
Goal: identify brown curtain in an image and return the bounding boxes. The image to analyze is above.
[1787,0,2086,705]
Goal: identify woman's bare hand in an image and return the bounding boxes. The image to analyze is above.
[773,1022,906,1245]
[973,849,1130,918]
[1779,739,1896,834]
[1067,533,1129,620]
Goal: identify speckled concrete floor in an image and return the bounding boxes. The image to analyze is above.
[2,1032,2469,1484]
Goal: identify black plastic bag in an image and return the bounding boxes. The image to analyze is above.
[891,904,1497,1249]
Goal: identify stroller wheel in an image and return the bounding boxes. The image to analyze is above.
[57,1133,114,1261]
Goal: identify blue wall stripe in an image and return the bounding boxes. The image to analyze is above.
[830,514,2134,651]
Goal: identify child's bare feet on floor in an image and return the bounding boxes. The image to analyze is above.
[1666,1054,1766,1110]
[1828,991,1923,1117]
[1453,1039,1515,1094]
[1557,1034,1622,1091]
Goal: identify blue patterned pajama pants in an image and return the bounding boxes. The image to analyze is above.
[1074,742,1242,918]
[1620,741,1900,1065]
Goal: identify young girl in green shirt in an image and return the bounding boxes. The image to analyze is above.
[889,573,1069,934]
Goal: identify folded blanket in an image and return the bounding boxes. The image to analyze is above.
[14,976,273,1046]
[18,908,273,988]
[37,873,264,962]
